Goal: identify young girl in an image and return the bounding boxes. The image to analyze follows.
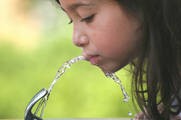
[55,0,181,119]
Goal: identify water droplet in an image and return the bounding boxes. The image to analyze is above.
[128,112,133,116]
[123,98,129,102]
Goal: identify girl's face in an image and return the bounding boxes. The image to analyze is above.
[59,0,142,73]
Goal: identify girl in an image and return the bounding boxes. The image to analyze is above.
[55,0,181,119]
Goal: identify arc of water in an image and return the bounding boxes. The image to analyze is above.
[25,55,132,120]
[47,55,130,103]
[47,56,85,94]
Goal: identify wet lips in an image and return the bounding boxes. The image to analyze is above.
[89,55,99,65]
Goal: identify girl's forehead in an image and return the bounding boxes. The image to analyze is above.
[59,0,102,11]
[60,0,94,5]
[59,0,112,8]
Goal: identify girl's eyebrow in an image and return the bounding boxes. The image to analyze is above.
[61,2,94,12]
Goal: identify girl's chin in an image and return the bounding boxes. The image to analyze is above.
[95,59,126,74]
[99,65,121,74]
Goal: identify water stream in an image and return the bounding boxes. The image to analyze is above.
[46,56,133,118]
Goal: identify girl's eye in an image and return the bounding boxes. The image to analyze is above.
[80,14,95,23]
[67,14,95,24]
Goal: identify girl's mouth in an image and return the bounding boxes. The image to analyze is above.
[88,55,100,65]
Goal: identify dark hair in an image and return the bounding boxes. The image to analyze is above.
[55,0,60,4]
[55,0,181,119]
[117,0,181,119]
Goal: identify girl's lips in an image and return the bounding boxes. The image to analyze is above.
[87,55,100,65]
[82,51,100,65]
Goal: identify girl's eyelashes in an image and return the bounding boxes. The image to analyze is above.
[80,14,95,23]
[68,14,95,24]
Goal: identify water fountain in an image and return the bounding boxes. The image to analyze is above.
[24,56,132,120]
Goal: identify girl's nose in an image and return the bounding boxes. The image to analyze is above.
[72,26,89,47]
[73,35,89,47]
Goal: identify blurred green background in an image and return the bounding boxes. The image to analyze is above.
[0,0,135,119]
